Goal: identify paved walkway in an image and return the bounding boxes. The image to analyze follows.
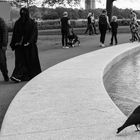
[1,40,140,139]
[0,33,131,130]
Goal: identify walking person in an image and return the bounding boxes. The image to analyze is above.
[130,19,140,42]
[0,17,9,81]
[98,10,111,47]
[91,12,98,35]
[60,11,70,49]
[130,10,138,41]
[110,16,118,45]
[84,12,93,35]
[130,10,137,22]
[10,7,41,82]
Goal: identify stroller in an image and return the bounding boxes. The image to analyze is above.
[67,28,80,47]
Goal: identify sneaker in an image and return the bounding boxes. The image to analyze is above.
[64,46,69,49]
[10,76,21,83]
[99,43,103,47]
[102,44,105,47]
[99,43,105,47]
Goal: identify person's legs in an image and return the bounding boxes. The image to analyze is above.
[110,32,113,45]
[89,24,93,35]
[62,33,65,47]
[101,29,106,44]
[92,23,97,34]
[85,24,89,34]
[114,32,118,44]
[0,49,9,81]
[99,26,107,47]
[65,32,68,46]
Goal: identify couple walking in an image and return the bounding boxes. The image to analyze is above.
[0,7,41,82]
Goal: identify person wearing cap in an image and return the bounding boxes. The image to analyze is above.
[98,9,111,47]
[10,7,41,82]
[60,11,71,48]
[0,17,9,81]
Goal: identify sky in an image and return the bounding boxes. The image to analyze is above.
[81,0,140,10]
[35,0,140,10]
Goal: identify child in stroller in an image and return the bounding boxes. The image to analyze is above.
[67,28,80,47]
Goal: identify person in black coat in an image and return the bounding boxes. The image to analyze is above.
[0,17,9,81]
[98,10,111,47]
[60,11,71,49]
[10,7,41,82]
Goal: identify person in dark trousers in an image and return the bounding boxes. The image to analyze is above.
[98,10,111,47]
[110,16,118,45]
[60,11,70,49]
[0,17,9,81]
[91,12,98,35]
[10,7,41,82]
[84,12,93,35]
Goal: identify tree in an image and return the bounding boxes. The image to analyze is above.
[42,0,80,7]
[14,0,36,7]
[106,0,116,21]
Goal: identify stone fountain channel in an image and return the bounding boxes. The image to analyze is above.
[104,50,140,116]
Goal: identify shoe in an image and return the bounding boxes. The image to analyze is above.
[63,46,69,49]
[10,76,21,83]
[4,75,9,82]
[64,46,69,49]
[102,44,105,47]
[99,43,105,47]
[110,43,113,46]
[3,74,9,82]
[99,43,102,47]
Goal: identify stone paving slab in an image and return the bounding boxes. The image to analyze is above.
[1,42,140,139]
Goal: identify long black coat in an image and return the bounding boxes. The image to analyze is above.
[10,18,41,81]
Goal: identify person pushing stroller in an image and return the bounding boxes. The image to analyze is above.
[67,27,80,47]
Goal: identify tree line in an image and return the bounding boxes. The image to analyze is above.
[27,6,140,20]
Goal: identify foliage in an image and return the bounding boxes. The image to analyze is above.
[28,6,140,20]
[14,0,37,6]
[42,0,80,7]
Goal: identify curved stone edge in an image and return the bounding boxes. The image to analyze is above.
[1,42,140,140]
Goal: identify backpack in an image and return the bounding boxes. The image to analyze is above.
[99,15,107,25]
